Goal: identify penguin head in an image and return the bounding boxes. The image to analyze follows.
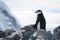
[35,10,42,14]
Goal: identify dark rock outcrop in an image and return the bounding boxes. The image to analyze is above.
[0,25,60,40]
[2,25,53,40]
[4,29,15,37]
[53,26,60,40]
[0,31,4,38]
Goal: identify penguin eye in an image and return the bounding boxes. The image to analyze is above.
[37,12,41,14]
[39,12,41,13]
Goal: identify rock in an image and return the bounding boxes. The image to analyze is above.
[0,31,4,38]
[3,25,53,40]
[0,38,3,40]
[0,29,15,39]
[21,25,36,40]
[29,29,53,40]
[53,26,60,40]
[54,26,60,34]
[4,29,15,37]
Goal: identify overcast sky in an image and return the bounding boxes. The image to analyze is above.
[1,0,60,31]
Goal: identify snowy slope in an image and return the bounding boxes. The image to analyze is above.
[0,1,20,31]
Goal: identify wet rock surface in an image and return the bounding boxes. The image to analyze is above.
[53,26,60,40]
[1,25,53,40]
[0,25,60,40]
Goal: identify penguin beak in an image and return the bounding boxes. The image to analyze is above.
[35,11,37,13]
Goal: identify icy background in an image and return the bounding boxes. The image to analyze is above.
[0,1,20,31]
[0,0,60,32]
[1,0,60,31]
[0,0,60,40]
